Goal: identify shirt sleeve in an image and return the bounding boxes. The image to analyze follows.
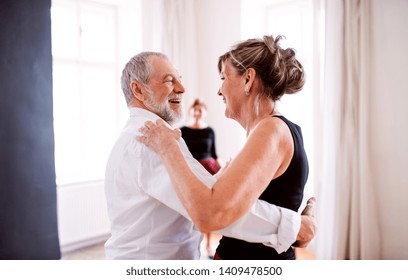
[139,137,300,253]
[216,199,301,254]
[136,144,192,219]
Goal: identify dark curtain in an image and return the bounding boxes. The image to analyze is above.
[0,0,61,259]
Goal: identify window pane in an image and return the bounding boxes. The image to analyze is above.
[81,66,118,179]
[52,62,82,182]
[51,2,79,58]
[51,0,133,184]
[80,4,116,62]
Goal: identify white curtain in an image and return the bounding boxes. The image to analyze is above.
[314,0,380,259]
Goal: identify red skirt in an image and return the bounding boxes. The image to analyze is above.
[214,252,223,260]
[198,158,220,175]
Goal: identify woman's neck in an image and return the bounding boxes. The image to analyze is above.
[189,119,207,129]
[242,98,277,136]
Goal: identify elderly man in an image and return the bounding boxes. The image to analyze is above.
[104,52,316,260]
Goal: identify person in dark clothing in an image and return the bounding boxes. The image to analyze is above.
[180,98,222,258]
[137,35,314,259]
[180,98,221,175]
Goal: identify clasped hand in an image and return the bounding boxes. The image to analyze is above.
[137,119,181,154]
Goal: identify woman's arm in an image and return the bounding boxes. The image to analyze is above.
[137,118,293,232]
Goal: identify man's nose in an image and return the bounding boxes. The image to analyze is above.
[174,79,185,93]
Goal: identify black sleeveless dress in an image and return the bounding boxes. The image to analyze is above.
[215,115,309,260]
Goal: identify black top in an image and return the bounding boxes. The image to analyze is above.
[180,126,218,160]
[215,116,309,260]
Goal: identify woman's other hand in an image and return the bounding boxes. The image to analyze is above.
[295,197,317,248]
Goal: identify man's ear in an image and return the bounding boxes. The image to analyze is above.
[130,80,145,102]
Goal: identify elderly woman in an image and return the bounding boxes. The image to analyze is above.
[138,35,310,260]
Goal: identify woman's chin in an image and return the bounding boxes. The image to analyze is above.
[224,109,230,119]
[224,109,238,122]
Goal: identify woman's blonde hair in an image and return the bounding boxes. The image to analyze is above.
[218,35,305,101]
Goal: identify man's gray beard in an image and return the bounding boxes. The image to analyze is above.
[144,88,183,125]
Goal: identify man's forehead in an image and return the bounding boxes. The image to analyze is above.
[150,55,179,76]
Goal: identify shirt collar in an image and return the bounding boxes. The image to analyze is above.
[129,107,174,129]
[129,107,161,121]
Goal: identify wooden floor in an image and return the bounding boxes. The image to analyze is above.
[62,233,316,260]
[61,242,106,260]
[61,234,219,260]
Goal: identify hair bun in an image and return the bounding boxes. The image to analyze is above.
[263,35,277,55]
[218,34,305,101]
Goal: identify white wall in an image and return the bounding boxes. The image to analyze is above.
[371,0,408,259]
[58,181,110,253]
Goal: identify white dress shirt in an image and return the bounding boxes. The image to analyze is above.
[104,108,300,260]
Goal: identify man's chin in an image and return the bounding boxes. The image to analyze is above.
[168,111,184,126]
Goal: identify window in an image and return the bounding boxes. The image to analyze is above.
[51,0,121,185]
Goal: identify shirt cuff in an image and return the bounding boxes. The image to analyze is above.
[265,207,301,254]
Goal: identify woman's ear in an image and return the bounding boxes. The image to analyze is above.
[130,81,145,101]
[244,68,256,92]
